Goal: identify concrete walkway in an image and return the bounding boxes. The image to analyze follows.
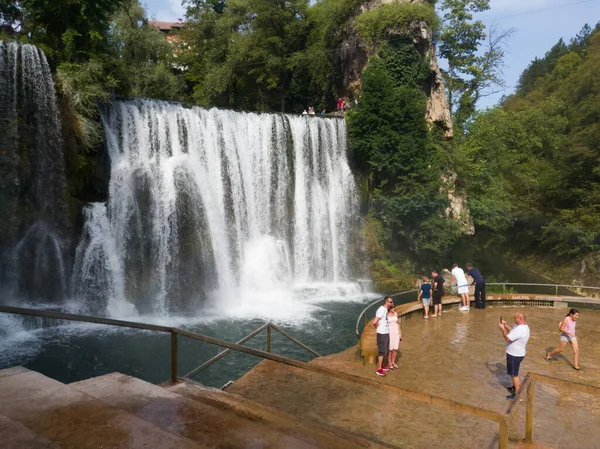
[228,306,600,449]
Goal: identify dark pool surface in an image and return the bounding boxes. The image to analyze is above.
[0,297,382,388]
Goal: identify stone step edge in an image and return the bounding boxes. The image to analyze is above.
[166,378,377,448]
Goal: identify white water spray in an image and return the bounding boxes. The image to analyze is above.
[75,99,362,318]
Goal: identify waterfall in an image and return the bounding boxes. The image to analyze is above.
[0,41,69,304]
[75,99,361,317]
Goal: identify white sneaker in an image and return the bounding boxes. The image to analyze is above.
[459,306,468,311]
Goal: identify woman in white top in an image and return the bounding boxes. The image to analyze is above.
[387,303,401,369]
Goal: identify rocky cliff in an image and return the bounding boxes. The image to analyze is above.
[339,0,453,137]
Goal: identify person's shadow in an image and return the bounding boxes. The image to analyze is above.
[544,346,572,367]
[485,361,510,388]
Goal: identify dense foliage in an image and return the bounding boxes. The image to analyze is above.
[0,0,489,267]
[455,23,600,260]
[348,40,461,258]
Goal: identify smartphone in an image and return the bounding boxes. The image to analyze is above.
[500,316,503,323]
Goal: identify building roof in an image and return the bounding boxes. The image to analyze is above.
[149,20,184,33]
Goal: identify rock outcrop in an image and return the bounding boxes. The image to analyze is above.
[339,0,453,137]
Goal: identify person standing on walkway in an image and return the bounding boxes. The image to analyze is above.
[373,296,393,376]
[450,263,470,311]
[499,312,530,399]
[545,308,580,370]
[387,302,401,370]
[466,263,486,309]
[417,276,432,319]
[431,271,445,318]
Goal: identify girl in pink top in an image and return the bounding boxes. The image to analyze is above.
[545,308,580,370]
[387,304,402,369]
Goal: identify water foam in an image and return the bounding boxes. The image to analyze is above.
[72,99,365,321]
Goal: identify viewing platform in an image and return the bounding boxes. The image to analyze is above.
[2,287,600,448]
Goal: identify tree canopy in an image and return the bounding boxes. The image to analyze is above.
[455,23,600,260]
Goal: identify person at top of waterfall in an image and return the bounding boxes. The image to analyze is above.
[302,109,308,115]
[500,312,530,399]
[431,270,445,318]
[308,106,315,116]
[321,108,326,116]
[337,97,343,112]
[387,302,401,370]
[417,276,432,319]
[373,296,393,376]
[450,263,470,311]
[466,263,486,309]
[545,308,581,370]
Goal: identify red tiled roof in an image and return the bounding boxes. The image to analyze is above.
[149,21,184,32]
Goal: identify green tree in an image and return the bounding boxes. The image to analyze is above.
[183,0,310,111]
[438,0,512,132]
[348,51,460,257]
[111,0,183,100]
[2,0,125,64]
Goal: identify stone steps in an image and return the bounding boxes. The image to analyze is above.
[0,367,383,448]
[72,372,380,448]
[0,367,201,448]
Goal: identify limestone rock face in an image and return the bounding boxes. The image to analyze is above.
[339,0,453,136]
[426,46,453,138]
[443,172,475,235]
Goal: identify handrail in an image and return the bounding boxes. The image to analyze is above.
[5,304,597,447]
[355,289,418,344]
[184,322,271,379]
[0,305,320,384]
[183,321,321,379]
[357,281,600,341]
[0,305,175,333]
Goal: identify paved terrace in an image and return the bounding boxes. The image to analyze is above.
[1,295,599,448]
[227,299,600,449]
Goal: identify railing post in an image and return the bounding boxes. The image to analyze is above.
[267,324,271,353]
[525,377,535,443]
[503,283,506,294]
[499,417,509,449]
[171,331,178,383]
[555,284,559,296]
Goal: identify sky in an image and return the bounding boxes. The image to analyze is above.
[143,0,600,109]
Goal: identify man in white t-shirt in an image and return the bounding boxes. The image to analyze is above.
[450,263,470,311]
[373,296,393,377]
[499,312,530,399]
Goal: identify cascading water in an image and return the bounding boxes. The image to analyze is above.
[75,99,363,318]
[0,41,69,304]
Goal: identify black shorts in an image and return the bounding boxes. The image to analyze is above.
[506,353,524,377]
[432,291,443,305]
[376,333,390,356]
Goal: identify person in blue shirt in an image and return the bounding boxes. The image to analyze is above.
[466,263,486,309]
[417,276,432,319]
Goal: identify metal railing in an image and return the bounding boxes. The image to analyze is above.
[506,372,600,445]
[486,282,600,296]
[356,282,600,345]
[183,321,321,379]
[0,305,321,384]
[355,289,418,349]
[3,304,597,447]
